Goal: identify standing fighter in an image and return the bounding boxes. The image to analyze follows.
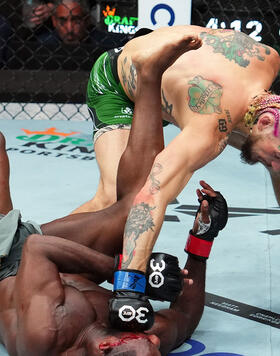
[98,26,280,329]
[72,25,280,216]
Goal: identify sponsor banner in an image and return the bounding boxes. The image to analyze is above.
[101,3,138,35]
[138,0,192,30]
[7,127,95,161]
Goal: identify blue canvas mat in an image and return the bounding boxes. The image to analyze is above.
[1,118,280,356]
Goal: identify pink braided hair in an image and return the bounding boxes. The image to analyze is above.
[244,91,280,133]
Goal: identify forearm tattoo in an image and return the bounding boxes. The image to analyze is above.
[200,31,271,67]
[149,163,162,195]
[122,203,155,268]
[188,75,222,114]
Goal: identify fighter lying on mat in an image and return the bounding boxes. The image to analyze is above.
[0,180,228,356]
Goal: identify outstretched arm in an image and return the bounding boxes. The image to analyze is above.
[150,181,227,355]
[0,131,13,214]
[121,120,221,272]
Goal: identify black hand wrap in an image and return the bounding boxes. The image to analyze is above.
[185,191,228,260]
[109,269,154,331]
[196,191,228,240]
[146,253,182,303]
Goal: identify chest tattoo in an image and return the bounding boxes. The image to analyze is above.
[188,75,223,114]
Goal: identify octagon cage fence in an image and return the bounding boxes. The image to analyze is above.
[0,0,279,121]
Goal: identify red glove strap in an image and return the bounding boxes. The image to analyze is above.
[185,234,213,258]
[109,254,123,284]
[116,254,123,270]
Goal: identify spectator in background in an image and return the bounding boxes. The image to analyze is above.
[22,1,55,29]
[38,0,92,46]
[37,0,129,49]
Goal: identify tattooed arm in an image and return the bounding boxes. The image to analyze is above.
[121,120,222,271]
[120,74,232,271]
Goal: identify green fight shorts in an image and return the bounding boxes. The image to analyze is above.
[0,209,42,281]
[86,48,134,144]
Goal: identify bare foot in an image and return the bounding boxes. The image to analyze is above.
[131,34,202,79]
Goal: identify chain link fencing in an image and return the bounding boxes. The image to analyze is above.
[0,0,279,121]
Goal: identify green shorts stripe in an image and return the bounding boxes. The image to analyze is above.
[86,51,134,131]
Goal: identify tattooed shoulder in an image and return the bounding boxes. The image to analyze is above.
[200,30,271,67]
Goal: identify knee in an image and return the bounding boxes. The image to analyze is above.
[89,189,116,211]
[98,194,116,209]
[24,234,43,253]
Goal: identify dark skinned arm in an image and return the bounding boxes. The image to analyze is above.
[149,182,217,355]
[14,234,114,356]
[0,132,13,214]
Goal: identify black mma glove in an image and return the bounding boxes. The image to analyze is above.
[112,253,183,303]
[146,252,182,303]
[109,270,154,331]
[185,191,228,261]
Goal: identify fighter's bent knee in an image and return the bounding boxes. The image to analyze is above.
[24,234,44,253]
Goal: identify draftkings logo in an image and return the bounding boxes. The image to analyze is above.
[102,4,138,34]
[7,127,95,161]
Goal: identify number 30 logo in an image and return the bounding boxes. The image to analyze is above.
[119,305,149,323]
[149,258,166,288]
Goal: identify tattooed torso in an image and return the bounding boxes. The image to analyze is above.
[118,25,279,131]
